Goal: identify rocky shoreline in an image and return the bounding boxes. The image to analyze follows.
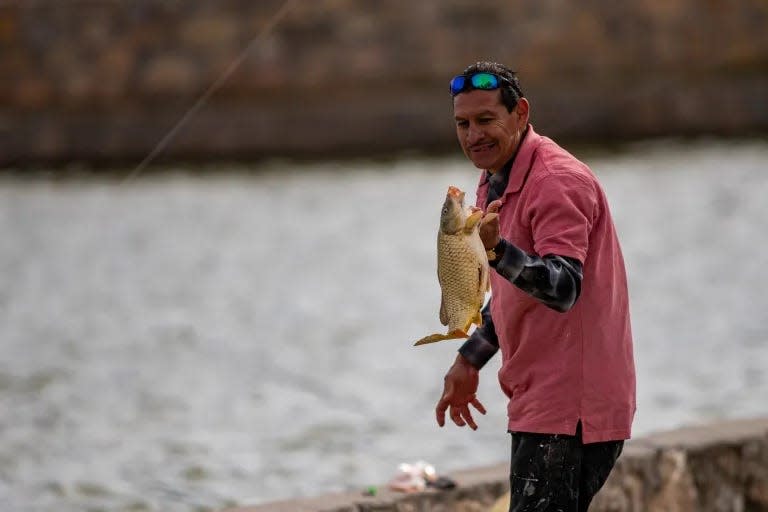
[226,418,768,512]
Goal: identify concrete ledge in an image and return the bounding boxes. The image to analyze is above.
[228,418,768,512]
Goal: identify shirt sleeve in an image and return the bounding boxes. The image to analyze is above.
[491,238,584,313]
[457,300,498,370]
[528,173,598,263]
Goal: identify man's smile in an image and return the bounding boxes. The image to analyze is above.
[470,142,496,153]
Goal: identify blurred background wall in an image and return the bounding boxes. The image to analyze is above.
[1,0,767,166]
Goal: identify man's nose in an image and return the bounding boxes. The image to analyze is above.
[466,125,484,144]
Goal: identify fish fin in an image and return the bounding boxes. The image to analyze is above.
[464,209,483,232]
[439,296,448,326]
[414,329,468,346]
[482,261,490,292]
[462,316,477,335]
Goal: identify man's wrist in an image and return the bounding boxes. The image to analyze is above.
[486,238,507,267]
[490,238,527,282]
[458,336,497,370]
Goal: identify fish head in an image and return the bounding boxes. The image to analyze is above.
[440,186,467,235]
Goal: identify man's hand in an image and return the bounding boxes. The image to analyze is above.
[436,354,486,430]
[479,200,502,250]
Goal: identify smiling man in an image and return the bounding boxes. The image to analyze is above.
[434,62,636,511]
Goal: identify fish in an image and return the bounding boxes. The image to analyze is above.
[414,185,492,346]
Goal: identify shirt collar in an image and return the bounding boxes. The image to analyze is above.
[486,156,512,203]
[506,124,541,194]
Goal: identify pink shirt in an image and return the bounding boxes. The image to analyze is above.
[476,125,636,443]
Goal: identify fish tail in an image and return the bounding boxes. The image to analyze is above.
[414,329,469,346]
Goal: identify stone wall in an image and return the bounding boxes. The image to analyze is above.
[226,418,768,512]
[1,0,767,166]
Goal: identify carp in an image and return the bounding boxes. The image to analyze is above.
[414,185,492,346]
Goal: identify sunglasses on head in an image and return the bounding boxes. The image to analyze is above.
[449,72,517,97]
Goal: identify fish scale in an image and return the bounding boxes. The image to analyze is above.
[414,186,490,346]
[438,231,487,333]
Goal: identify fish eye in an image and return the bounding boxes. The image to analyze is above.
[442,207,449,215]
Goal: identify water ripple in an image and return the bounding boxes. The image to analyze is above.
[1,140,767,510]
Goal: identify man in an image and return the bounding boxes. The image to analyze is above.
[435,61,636,511]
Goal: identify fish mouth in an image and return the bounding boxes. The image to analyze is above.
[447,185,465,205]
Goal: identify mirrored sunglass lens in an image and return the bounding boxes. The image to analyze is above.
[471,73,499,89]
[449,76,466,95]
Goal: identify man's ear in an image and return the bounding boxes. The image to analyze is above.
[515,98,530,125]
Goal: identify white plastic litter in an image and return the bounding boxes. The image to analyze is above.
[387,460,437,492]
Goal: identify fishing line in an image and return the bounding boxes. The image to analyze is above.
[122,0,298,183]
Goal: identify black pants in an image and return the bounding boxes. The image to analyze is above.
[508,423,623,512]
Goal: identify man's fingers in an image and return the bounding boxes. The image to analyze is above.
[459,406,478,430]
[449,405,466,427]
[435,398,449,427]
[437,383,483,430]
[449,404,482,430]
[487,200,503,213]
[470,397,487,415]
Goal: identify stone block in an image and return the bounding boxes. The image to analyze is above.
[228,419,768,511]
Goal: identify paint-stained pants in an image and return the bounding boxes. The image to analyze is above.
[508,423,623,512]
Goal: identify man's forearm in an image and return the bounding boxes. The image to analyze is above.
[458,301,499,370]
[490,238,583,312]
[457,240,583,368]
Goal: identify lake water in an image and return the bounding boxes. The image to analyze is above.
[2,138,768,511]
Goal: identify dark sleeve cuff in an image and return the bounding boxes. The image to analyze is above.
[458,332,498,370]
[491,238,527,282]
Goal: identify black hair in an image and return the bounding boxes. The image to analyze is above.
[460,61,524,113]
